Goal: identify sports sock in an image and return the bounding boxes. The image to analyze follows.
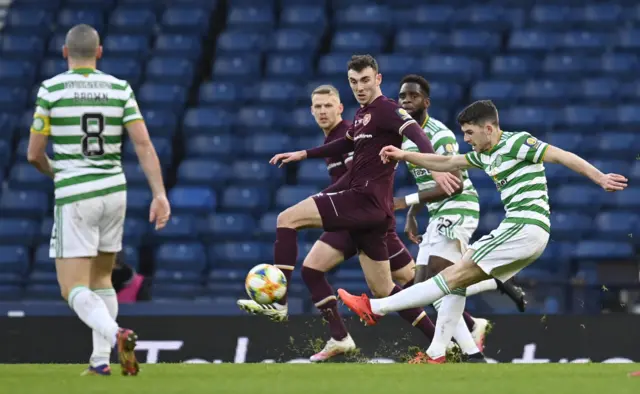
[427,292,466,359]
[90,288,118,367]
[273,227,298,305]
[466,279,498,296]
[301,267,348,341]
[370,274,450,316]
[68,286,119,347]
[389,285,435,340]
[433,298,480,356]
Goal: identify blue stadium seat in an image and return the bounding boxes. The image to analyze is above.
[429,82,464,105]
[231,160,284,185]
[298,161,331,185]
[176,159,229,187]
[394,30,447,53]
[282,106,318,132]
[217,30,267,54]
[0,141,9,171]
[204,282,246,298]
[4,9,53,35]
[0,190,48,219]
[318,53,355,77]
[419,55,484,82]
[0,60,34,87]
[123,137,172,165]
[138,84,187,111]
[46,33,65,56]
[618,105,640,126]
[123,161,154,186]
[199,81,244,106]
[207,268,245,282]
[8,163,53,192]
[332,30,384,53]
[199,213,256,242]
[16,138,54,163]
[593,212,638,241]
[543,55,597,77]
[500,107,558,130]
[552,185,603,210]
[32,243,53,272]
[509,30,559,52]
[596,133,637,155]
[183,107,234,135]
[141,109,177,137]
[562,106,608,127]
[155,242,207,272]
[574,241,634,261]
[455,6,525,31]
[375,54,417,78]
[154,34,202,60]
[265,54,311,80]
[0,245,29,275]
[40,58,67,79]
[38,218,53,244]
[212,54,261,81]
[617,29,640,51]
[161,7,210,36]
[449,30,501,53]
[0,113,17,142]
[123,217,148,247]
[275,185,321,209]
[109,8,157,35]
[271,29,319,53]
[613,187,640,209]
[154,270,201,284]
[209,242,267,267]
[402,5,454,27]
[258,212,278,239]
[236,106,281,128]
[28,271,58,285]
[121,245,140,270]
[0,35,44,61]
[222,187,269,212]
[168,186,216,214]
[530,5,572,27]
[581,78,619,102]
[23,284,60,300]
[185,134,237,160]
[632,162,640,183]
[522,80,574,105]
[103,35,149,59]
[575,4,622,28]
[152,214,198,243]
[550,212,592,241]
[470,81,517,105]
[0,87,27,112]
[256,81,296,103]
[227,6,275,30]
[0,219,37,246]
[126,188,152,218]
[66,0,116,10]
[244,133,292,157]
[280,6,326,30]
[335,5,389,29]
[57,9,104,34]
[98,58,141,86]
[601,53,638,76]
[146,57,194,85]
[491,55,540,79]
[152,283,201,299]
[166,0,218,9]
[559,31,610,52]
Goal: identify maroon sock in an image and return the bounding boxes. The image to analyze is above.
[274,227,298,305]
[301,266,348,341]
[389,285,435,340]
[463,311,475,331]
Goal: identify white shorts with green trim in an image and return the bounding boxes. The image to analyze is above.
[468,221,549,282]
[416,215,478,266]
[49,191,126,259]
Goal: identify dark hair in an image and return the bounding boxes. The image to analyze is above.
[457,100,499,126]
[400,74,430,97]
[347,54,378,73]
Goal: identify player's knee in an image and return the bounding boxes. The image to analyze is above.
[276,209,296,229]
[391,264,414,286]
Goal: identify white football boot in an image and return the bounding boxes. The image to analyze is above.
[309,334,356,362]
[470,318,492,352]
[237,299,288,322]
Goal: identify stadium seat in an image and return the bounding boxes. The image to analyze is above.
[593,212,638,241]
[23,284,60,300]
[155,242,207,272]
[258,212,278,240]
[375,54,418,78]
[152,283,202,299]
[500,107,559,130]
[256,81,297,103]
[103,35,149,59]
[146,57,194,85]
[0,87,27,112]
[154,34,202,60]
[244,133,292,157]
[617,29,640,51]
[4,9,53,35]
[559,31,610,52]
[275,186,322,210]
[0,190,48,219]
[0,245,29,275]
[185,134,238,160]
[552,185,603,210]
[123,217,148,247]
[183,107,234,135]
[199,214,257,242]
[271,29,319,53]
[335,5,390,29]
[491,55,540,79]
[138,84,187,111]
[419,55,484,82]
[209,242,267,267]
[166,0,218,9]
[28,271,58,285]
[236,106,281,129]
[574,241,634,261]
[450,30,501,54]
[331,30,384,53]
[470,81,517,105]
[152,215,198,243]
[109,8,157,35]
[124,137,172,165]
[199,81,244,106]
[265,54,311,80]
[227,6,275,30]
[0,114,17,142]
[221,187,270,212]
[217,30,267,54]
[0,35,44,61]
[125,188,152,218]
[40,58,67,79]
[57,9,104,34]
[581,78,619,102]
[168,186,216,214]
[318,53,356,77]
[509,30,560,52]
[613,187,640,209]
[121,245,140,271]
[0,219,37,246]
[154,270,201,284]
[231,160,284,185]
[66,0,116,10]
[161,7,210,36]
[98,58,142,86]
[522,80,574,105]
[141,109,178,137]
[212,54,261,81]
[38,218,53,244]
[550,212,593,241]
[394,30,447,53]
[32,243,54,272]
[298,161,331,185]
[8,163,53,192]
[280,6,326,30]
[176,159,230,187]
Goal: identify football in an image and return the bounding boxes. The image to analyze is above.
[245,264,287,304]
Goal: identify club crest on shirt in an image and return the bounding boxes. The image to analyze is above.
[362,113,371,126]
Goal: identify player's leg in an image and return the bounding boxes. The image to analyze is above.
[302,234,356,361]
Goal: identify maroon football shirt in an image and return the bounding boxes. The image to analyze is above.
[323,120,353,185]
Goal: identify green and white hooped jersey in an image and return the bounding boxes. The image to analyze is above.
[465,131,550,233]
[31,68,144,206]
[401,116,480,222]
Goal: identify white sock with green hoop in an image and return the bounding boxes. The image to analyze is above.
[432,294,478,358]
[68,286,119,349]
[370,274,450,316]
[466,279,498,296]
[90,288,118,367]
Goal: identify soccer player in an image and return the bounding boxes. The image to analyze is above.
[27,24,171,375]
[238,84,437,362]
[339,99,628,363]
[267,54,460,348]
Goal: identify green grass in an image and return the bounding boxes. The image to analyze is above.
[1,364,640,394]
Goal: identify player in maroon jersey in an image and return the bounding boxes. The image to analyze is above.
[263,54,460,345]
[238,84,437,362]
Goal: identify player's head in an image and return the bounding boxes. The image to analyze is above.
[310,84,344,132]
[457,100,500,153]
[63,24,102,63]
[398,74,431,120]
[347,54,382,106]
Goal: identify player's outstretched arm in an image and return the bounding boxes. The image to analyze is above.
[381,146,470,172]
[543,145,628,192]
[269,137,354,167]
[393,171,464,211]
[126,120,171,229]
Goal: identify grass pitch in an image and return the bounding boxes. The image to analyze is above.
[1,364,640,394]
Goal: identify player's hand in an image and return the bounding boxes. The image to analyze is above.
[432,171,461,196]
[405,214,422,244]
[598,173,628,192]
[393,197,408,211]
[150,194,171,230]
[379,145,405,163]
[269,151,307,167]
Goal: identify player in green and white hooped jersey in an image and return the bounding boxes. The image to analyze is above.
[339,99,627,363]
[393,76,520,363]
[27,24,171,376]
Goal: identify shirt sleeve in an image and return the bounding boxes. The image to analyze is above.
[30,84,52,136]
[122,83,144,125]
[511,132,549,164]
[383,103,418,136]
[432,129,458,157]
[465,151,483,168]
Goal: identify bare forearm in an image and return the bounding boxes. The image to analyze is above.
[135,142,166,197]
[403,152,460,172]
[547,148,603,184]
[407,202,423,216]
[29,154,54,178]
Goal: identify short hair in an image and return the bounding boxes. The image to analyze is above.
[65,24,100,59]
[311,84,341,101]
[347,54,378,73]
[399,74,430,97]
[457,100,499,126]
